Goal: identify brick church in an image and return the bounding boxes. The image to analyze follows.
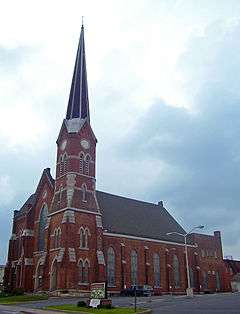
[4,25,230,295]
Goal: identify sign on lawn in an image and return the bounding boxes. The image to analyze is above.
[89,299,101,308]
[90,282,105,299]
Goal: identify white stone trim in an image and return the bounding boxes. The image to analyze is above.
[62,210,75,223]
[48,207,101,217]
[57,248,65,262]
[97,250,105,265]
[56,171,96,180]
[22,229,34,237]
[103,232,197,248]
[24,258,33,265]
[68,248,76,262]
[96,215,103,228]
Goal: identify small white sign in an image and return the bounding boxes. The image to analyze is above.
[89,299,101,308]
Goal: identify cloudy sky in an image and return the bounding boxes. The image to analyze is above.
[1,0,240,264]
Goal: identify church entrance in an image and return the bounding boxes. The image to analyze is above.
[50,260,57,291]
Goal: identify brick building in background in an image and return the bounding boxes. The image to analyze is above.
[4,25,230,295]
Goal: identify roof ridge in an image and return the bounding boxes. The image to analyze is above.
[96,190,160,207]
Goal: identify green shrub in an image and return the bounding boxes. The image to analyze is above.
[0,292,8,298]
[77,300,87,307]
[99,303,113,309]
[12,288,24,296]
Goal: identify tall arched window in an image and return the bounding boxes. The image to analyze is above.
[173,254,180,288]
[107,247,115,286]
[36,264,44,289]
[83,260,89,283]
[153,253,160,287]
[80,227,89,249]
[131,250,138,285]
[85,155,90,176]
[79,260,83,283]
[38,204,48,251]
[55,228,61,248]
[82,184,87,202]
[79,153,84,174]
[85,228,90,248]
[80,228,85,248]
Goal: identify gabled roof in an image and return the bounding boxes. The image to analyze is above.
[14,193,36,218]
[14,168,54,218]
[96,191,187,244]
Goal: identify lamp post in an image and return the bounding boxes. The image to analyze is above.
[166,225,204,297]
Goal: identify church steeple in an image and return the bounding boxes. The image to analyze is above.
[66,23,90,121]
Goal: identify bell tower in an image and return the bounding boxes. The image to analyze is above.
[48,24,105,291]
[52,24,99,213]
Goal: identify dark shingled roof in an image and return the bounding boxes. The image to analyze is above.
[96,191,186,244]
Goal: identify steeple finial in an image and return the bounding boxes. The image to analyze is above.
[66,24,90,121]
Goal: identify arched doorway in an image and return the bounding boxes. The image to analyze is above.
[50,260,58,291]
[34,260,44,291]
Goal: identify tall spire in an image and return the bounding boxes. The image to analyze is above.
[66,23,90,121]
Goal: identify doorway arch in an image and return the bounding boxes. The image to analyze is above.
[50,259,58,291]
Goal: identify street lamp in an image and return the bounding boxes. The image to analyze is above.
[166,225,204,297]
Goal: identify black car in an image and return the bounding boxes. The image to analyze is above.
[122,285,153,297]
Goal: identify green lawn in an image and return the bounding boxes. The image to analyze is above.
[0,294,48,304]
[46,305,149,314]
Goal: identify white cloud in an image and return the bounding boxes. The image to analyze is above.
[0,175,15,207]
[1,0,240,263]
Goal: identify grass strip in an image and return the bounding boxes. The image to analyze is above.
[0,295,48,304]
[46,305,148,314]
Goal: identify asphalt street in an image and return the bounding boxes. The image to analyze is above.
[0,292,240,314]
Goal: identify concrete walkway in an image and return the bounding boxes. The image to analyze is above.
[0,304,62,314]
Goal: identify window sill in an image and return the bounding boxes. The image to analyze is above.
[78,282,89,286]
[79,247,89,250]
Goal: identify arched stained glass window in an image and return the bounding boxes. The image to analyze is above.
[153,253,161,287]
[38,205,48,251]
[107,247,115,286]
[83,260,89,283]
[131,250,138,285]
[173,254,180,288]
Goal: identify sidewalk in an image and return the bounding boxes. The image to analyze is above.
[0,304,62,314]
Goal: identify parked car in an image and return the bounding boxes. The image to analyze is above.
[122,285,153,297]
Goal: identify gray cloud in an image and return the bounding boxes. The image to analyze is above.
[114,21,240,259]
